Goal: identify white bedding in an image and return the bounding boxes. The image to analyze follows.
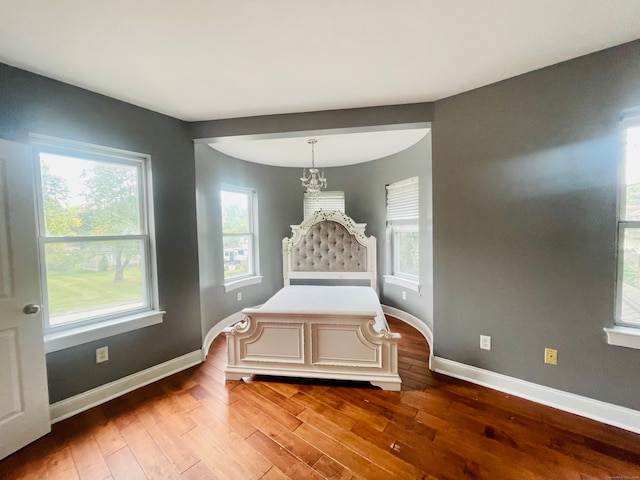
[261,285,388,333]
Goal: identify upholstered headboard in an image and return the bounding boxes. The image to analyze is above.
[282,211,377,289]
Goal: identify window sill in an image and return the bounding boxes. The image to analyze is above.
[383,275,421,293]
[224,276,263,292]
[45,310,165,353]
[604,326,640,350]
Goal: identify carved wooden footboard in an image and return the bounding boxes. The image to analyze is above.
[225,308,402,391]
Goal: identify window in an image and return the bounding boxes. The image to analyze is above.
[616,123,640,327]
[384,177,420,291]
[303,191,345,219]
[221,186,260,290]
[31,135,162,349]
[607,112,640,349]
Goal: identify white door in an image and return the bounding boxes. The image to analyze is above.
[0,139,50,460]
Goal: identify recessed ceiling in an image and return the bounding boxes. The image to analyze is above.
[0,1,638,122]
[208,128,430,167]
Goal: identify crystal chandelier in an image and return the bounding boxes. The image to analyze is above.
[300,139,327,196]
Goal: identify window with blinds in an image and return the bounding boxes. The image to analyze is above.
[304,191,345,219]
[386,177,419,223]
[386,177,419,281]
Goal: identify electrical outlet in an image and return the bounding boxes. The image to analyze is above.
[480,335,491,351]
[544,348,558,365]
[96,346,109,363]
[237,292,242,301]
[402,291,407,300]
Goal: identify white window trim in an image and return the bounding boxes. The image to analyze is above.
[386,176,420,287]
[611,109,640,348]
[391,224,420,281]
[45,310,164,353]
[30,134,163,349]
[613,111,640,341]
[383,274,421,293]
[604,326,640,350]
[221,185,261,289]
[224,275,264,292]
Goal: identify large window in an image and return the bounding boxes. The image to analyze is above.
[617,123,640,327]
[221,186,259,287]
[385,177,420,290]
[32,136,160,338]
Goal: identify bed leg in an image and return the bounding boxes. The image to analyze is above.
[371,381,402,391]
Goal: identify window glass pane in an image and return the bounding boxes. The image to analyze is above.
[624,126,640,221]
[620,227,640,325]
[45,240,146,327]
[40,153,141,236]
[221,190,249,233]
[223,235,251,279]
[395,230,419,278]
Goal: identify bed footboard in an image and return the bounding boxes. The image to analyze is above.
[225,309,402,391]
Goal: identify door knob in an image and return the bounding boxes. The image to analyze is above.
[23,304,41,315]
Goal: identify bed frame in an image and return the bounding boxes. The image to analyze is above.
[225,211,402,391]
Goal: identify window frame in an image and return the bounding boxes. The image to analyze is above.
[391,224,420,281]
[220,185,261,291]
[30,134,163,352]
[384,177,420,292]
[606,109,640,349]
[615,117,640,327]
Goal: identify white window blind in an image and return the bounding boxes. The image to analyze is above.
[304,191,345,219]
[386,177,419,223]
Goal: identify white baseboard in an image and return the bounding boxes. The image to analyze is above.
[202,306,264,358]
[49,350,202,424]
[382,304,433,350]
[202,311,247,358]
[432,356,640,435]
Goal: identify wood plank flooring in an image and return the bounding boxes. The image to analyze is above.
[2,317,640,479]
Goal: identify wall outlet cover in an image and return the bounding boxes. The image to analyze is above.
[544,348,558,365]
[96,346,109,363]
[480,335,491,351]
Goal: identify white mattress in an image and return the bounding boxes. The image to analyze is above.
[261,285,388,332]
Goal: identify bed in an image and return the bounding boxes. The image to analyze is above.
[224,210,402,391]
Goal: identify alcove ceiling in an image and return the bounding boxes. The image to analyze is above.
[0,1,638,122]
[207,128,430,167]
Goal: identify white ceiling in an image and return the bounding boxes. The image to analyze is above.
[208,128,430,167]
[1,1,639,123]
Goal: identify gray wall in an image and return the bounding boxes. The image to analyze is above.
[432,40,640,409]
[0,64,202,403]
[328,134,433,329]
[195,145,303,336]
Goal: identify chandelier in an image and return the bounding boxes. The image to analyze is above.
[300,139,327,196]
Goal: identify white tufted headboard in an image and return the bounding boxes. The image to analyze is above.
[282,211,377,290]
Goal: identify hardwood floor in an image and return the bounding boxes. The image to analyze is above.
[2,317,640,479]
